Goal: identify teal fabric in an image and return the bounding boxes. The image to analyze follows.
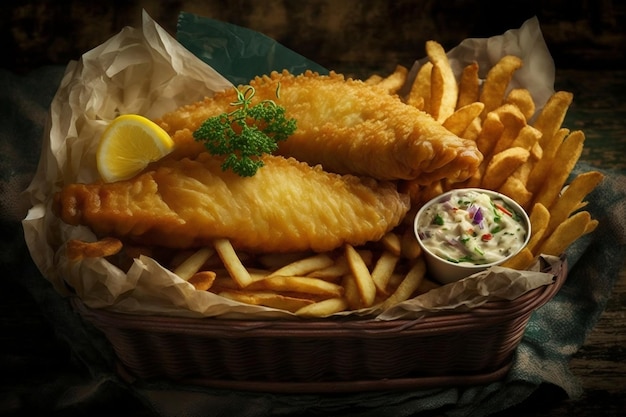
[2,18,625,416]
[176,12,328,86]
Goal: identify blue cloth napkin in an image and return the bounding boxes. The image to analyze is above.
[2,64,625,417]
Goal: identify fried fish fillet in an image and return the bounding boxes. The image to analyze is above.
[54,154,410,253]
[155,70,482,184]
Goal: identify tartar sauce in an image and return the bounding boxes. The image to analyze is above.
[416,190,528,265]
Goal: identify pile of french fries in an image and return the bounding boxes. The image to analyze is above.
[383,41,602,271]
[68,40,602,318]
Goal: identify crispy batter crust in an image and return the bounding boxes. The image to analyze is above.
[54,154,410,253]
[156,70,483,183]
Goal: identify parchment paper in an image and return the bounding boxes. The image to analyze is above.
[22,11,560,320]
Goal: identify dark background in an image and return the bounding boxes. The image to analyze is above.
[1,2,625,416]
[2,0,625,77]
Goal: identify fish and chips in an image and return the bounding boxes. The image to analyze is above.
[157,70,483,183]
[57,40,602,317]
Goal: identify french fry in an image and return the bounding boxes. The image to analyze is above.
[526,92,574,193]
[371,251,400,294]
[461,116,483,141]
[507,126,543,191]
[505,88,536,121]
[306,257,349,281]
[401,227,422,260]
[66,237,123,262]
[536,211,593,256]
[500,248,535,270]
[417,180,445,207]
[479,55,523,118]
[462,164,486,189]
[364,74,383,85]
[376,65,408,94]
[268,253,335,278]
[498,176,533,209]
[295,298,349,317]
[345,243,377,307]
[481,147,530,190]
[408,95,425,111]
[342,274,363,310]
[475,111,504,158]
[584,219,599,234]
[442,102,484,136]
[491,104,527,156]
[532,130,585,210]
[529,140,544,162]
[457,61,480,109]
[381,257,426,310]
[526,127,568,192]
[248,275,344,298]
[510,125,542,152]
[533,91,574,150]
[425,40,458,122]
[219,290,315,313]
[213,238,253,288]
[188,270,217,291]
[307,250,372,280]
[173,247,215,281]
[525,203,551,254]
[545,171,604,237]
[407,61,432,111]
[384,272,404,292]
[247,268,273,282]
[380,232,402,257]
[429,63,445,121]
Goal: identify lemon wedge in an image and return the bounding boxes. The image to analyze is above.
[96,114,175,182]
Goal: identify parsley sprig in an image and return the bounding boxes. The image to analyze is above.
[193,84,296,177]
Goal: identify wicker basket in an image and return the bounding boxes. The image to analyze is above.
[72,257,566,393]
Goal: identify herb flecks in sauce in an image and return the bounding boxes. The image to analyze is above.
[417,190,527,265]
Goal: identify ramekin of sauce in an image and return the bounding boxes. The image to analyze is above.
[414,188,531,284]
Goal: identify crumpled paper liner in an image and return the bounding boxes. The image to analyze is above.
[378,258,559,320]
[22,11,560,320]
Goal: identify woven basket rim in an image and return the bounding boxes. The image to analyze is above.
[73,256,566,339]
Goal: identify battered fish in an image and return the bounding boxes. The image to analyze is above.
[54,154,410,253]
[156,70,482,184]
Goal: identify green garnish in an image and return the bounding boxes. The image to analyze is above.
[193,84,297,177]
[490,201,502,223]
[448,255,475,264]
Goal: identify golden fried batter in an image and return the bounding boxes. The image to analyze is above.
[156,70,482,183]
[54,154,409,253]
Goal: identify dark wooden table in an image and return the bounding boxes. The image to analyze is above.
[2,68,625,417]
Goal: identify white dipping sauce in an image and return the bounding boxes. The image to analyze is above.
[416,189,528,265]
